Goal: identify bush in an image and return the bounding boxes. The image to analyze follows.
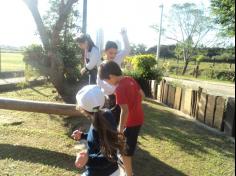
[124,55,163,96]
[23,45,46,67]
[215,70,235,81]
[213,53,235,63]
[125,54,163,81]
[23,36,83,83]
[23,45,47,79]
[202,69,235,81]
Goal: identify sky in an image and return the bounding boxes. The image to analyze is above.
[0,0,214,48]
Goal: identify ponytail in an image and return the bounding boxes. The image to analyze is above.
[76,34,96,52]
[93,110,125,161]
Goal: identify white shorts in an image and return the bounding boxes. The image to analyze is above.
[81,167,126,176]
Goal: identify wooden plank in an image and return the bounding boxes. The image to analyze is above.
[151,80,157,99]
[160,80,166,102]
[180,89,186,113]
[167,85,176,108]
[191,90,198,118]
[213,96,226,130]
[163,83,169,104]
[183,89,193,115]
[197,93,208,123]
[205,95,216,127]
[157,85,161,101]
[174,87,182,110]
[0,97,81,117]
[223,97,235,136]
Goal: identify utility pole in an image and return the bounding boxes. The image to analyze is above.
[82,0,88,34]
[156,4,164,60]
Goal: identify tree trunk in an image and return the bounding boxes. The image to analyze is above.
[195,65,199,78]
[182,60,189,75]
[0,97,82,117]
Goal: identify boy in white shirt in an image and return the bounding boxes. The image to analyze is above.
[97,29,130,95]
[97,29,130,125]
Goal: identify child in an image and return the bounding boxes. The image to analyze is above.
[71,85,126,176]
[98,61,145,176]
[77,34,101,84]
[97,29,130,125]
[97,29,130,95]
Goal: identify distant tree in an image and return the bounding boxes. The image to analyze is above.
[211,0,235,37]
[146,45,176,59]
[130,44,147,55]
[163,3,214,75]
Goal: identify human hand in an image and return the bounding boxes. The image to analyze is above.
[71,129,83,141]
[80,68,87,75]
[118,125,125,134]
[120,28,127,36]
[75,152,88,169]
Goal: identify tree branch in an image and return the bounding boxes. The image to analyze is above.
[51,0,78,47]
[166,36,183,44]
[23,0,50,50]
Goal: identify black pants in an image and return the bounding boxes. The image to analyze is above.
[85,68,97,85]
[105,95,121,127]
[124,126,142,156]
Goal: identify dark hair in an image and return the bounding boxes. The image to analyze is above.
[105,41,118,51]
[99,61,122,80]
[76,34,96,52]
[92,110,125,161]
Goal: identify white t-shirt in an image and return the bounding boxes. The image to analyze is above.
[97,33,130,95]
[85,47,101,70]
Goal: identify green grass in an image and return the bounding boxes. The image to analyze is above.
[0,85,235,176]
[159,59,235,83]
[159,59,235,71]
[169,74,235,84]
[0,52,25,72]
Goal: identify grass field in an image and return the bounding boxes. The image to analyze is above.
[0,52,25,72]
[159,59,235,71]
[0,85,234,176]
[159,59,235,83]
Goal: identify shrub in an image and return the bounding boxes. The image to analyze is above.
[125,54,163,81]
[215,70,235,81]
[23,36,83,83]
[202,69,235,81]
[124,55,163,96]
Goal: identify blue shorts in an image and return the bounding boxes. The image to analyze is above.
[124,126,142,156]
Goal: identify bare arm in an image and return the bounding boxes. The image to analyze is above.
[121,29,131,54]
[118,104,129,133]
[140,89,145,100]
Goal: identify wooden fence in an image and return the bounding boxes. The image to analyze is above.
[147,79,235,137]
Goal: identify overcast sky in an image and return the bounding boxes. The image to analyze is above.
[0,0,216,48]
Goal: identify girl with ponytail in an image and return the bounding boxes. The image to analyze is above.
[76,34,101,84]
[72,85,126,176]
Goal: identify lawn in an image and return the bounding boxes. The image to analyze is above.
[0,85,235,176]
[0,52,25,72]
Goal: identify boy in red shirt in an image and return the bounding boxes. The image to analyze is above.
[99,61,145,176]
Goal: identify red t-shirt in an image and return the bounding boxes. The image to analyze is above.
[115,77,144,127]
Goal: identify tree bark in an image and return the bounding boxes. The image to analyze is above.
[0,97,81,116]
